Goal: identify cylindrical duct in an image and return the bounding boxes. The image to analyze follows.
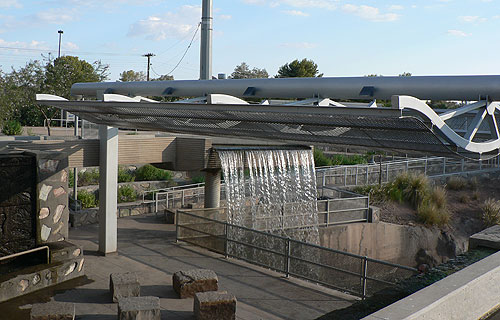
[71,75,500,101]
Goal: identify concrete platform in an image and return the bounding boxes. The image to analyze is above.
[4,213,355,319]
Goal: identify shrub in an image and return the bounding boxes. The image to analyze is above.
[135,164,172,181]
[313,149,332,167]
[446,176,467,191]
[330,154,368,165]
[481,198,500,227]
[417,201,450,226]
[2,120,22,135]
[430,186,447,210]
[117,185,137,203]
[78,168,100,186]
[191,175,205,184]
[118,166,135,183]
[468,177,479,191]
[459,195,469,204]
[78,190,98,208]
[472,191,480,201]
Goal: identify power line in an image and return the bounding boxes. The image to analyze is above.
[165,22,201,77]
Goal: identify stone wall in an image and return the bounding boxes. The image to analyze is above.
[0,151,69,256]
[35,152,69,244]
[70,201,156,227]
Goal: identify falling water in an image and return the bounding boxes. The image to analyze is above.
[219,149,319,244]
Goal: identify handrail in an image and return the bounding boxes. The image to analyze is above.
[176,209,418,299]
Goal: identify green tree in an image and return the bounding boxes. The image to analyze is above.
[231,62,269,79]
[120,70,146,82]
[153,74,174,81]
[41,56,108,135]
[276,58,322,78]
[399,72,412,77]
[0,61,45,128]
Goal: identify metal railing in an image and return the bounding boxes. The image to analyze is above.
[317,186,370,225]
[0,246,50,264]
[176,209,417,299]
[316,156,500,188]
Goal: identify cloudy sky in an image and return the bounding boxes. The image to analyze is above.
[0,0,499,81]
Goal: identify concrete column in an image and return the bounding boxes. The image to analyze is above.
[204,170,221,208]
[98,125,118,254]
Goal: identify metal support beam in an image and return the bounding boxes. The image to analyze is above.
[98,125,118,255]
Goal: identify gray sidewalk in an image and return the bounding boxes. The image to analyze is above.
[52,213,356,319]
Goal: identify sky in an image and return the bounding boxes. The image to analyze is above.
[0,0,499,81]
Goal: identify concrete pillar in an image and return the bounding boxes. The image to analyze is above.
[98,125,118,254]
[204,170,221,208]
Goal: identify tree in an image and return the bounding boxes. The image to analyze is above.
[120,70,146,82]
[153,74,174,81]
[230,62,269,79]
[0,61,45,129]
[276,58,322,78]
[41,56,109,135]
[399,72,412,77]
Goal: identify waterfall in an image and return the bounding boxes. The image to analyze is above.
[219,149,319,244]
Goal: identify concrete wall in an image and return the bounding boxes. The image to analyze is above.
[364,250,500,320]
[319,222,464,267]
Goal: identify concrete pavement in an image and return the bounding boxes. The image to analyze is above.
[45,213,355,320]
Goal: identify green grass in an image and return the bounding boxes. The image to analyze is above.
[314,149,369,167]
[118,166,135,183]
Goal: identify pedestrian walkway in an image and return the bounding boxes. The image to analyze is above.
[51,213,355,319]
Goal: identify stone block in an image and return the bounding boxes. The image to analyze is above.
[30,301,75,320]
[118,296,160,320]
[110,272,140,302]
[194,291,236,320]
[173,269,218,298]
[47,241,82,263]
[469,225,500,250]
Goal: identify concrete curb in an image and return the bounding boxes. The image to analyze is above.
[363,250,500,320]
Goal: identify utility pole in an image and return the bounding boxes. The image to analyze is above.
[143,53,155,81]
[57,30,63,58]
[200,0,213,80]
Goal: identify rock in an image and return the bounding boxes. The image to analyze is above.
[39,208,50,219]
[53,205,65,223]
[469,225,500,250]
[194,291,236,320]
[118,296,160,320]
[173,269,218,298]
[39,185,53,201]
[41,225,52,241]
[30,301,75,320]
[53,187,66,198]
[110,272,141,302]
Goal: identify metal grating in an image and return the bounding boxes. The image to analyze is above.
[37,100,460,155]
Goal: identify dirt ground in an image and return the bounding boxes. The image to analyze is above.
[377,172,500,242]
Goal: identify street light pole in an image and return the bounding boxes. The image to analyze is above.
[57,30,63,58]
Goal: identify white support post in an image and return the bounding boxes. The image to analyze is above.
[98,125,118,255]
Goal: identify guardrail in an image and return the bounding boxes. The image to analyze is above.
[316,156,500,188]
[176,209,417,299]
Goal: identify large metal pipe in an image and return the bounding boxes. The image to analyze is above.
[200,0,213,80]
[71,75,500,101]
